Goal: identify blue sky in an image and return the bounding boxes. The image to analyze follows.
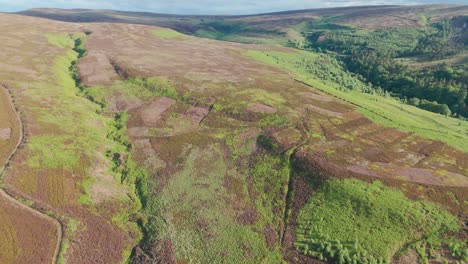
[0,0,466,15]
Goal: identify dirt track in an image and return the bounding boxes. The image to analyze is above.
[0,85,62,264]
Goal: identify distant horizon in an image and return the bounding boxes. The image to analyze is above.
[1,0,467,16]
[13,4,465,17]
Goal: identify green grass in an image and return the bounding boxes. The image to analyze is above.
[23,34,107,175]
[142,145,283,263]
[77,177,94,205]
[83,77,179,107]
[125,77,178,100]
[295,179,460,263]
[250,151,290,231]
[42,33,142,262]
[245,49,468,152]
[57,218,80,264]
[225,131,257,159]
[235,88,285,106]
[258,114,290,128]
[194,21,288,46]
[46,34,75,49]
[27,135,83,170]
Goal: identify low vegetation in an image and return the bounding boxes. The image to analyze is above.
[245,50,468,152]
[44,33,141,262]
[194,21,287,45]
[296,179,462,264]
[3,7,467,264]
[0,207,19,263]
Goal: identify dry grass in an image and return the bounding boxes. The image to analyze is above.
[0,206,19,263]
[0,87,20,168]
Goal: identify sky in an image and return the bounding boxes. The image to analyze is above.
[0,0,466,15]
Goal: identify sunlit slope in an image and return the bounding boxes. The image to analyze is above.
[0,12,465,264]
[0,14,139,263]
[72,23,467,263]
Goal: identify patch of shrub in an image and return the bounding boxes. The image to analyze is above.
[296,179,460,263]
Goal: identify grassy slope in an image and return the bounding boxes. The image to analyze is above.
[295,179,460,263]
[37,34,140,263]
[82,28,467,263]
[46,25,467,264]
[245,50,468,152]
[153,146,282,263]
[82,75,288,262]
[243,47,467,263]
[152,28,187,39]
[2,10,466,264]
[0,89,21,263]
[21,34,108,188]
[0,87,20,176]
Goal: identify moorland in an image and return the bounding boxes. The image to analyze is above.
[0,4,466,264]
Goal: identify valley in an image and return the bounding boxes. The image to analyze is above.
[0,4,466,264]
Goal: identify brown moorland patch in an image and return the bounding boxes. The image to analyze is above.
[0,195,58,264]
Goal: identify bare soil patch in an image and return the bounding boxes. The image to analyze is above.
[88,152,129,203]
[133,139,166,173]
[347,158,468,187]
[236,205,259,226]
[393,249,419,264]
[302,92,334,102]
[127,126,149,138]
[181,106,209,126]
[107,94,144,113]
[361,148,391,163]
[78,51,119,86]
[140,97,176,127]
[264,224,278,249]
[0,128,11,140]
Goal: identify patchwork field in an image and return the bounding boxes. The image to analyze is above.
[71,21,466,263]
[0,6,466,264]
[0,84,59,264]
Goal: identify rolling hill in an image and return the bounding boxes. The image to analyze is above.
[0,5,466,264]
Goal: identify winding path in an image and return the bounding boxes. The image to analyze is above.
[0,85,63,264]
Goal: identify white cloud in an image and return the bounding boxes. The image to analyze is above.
[0,0,466,14]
